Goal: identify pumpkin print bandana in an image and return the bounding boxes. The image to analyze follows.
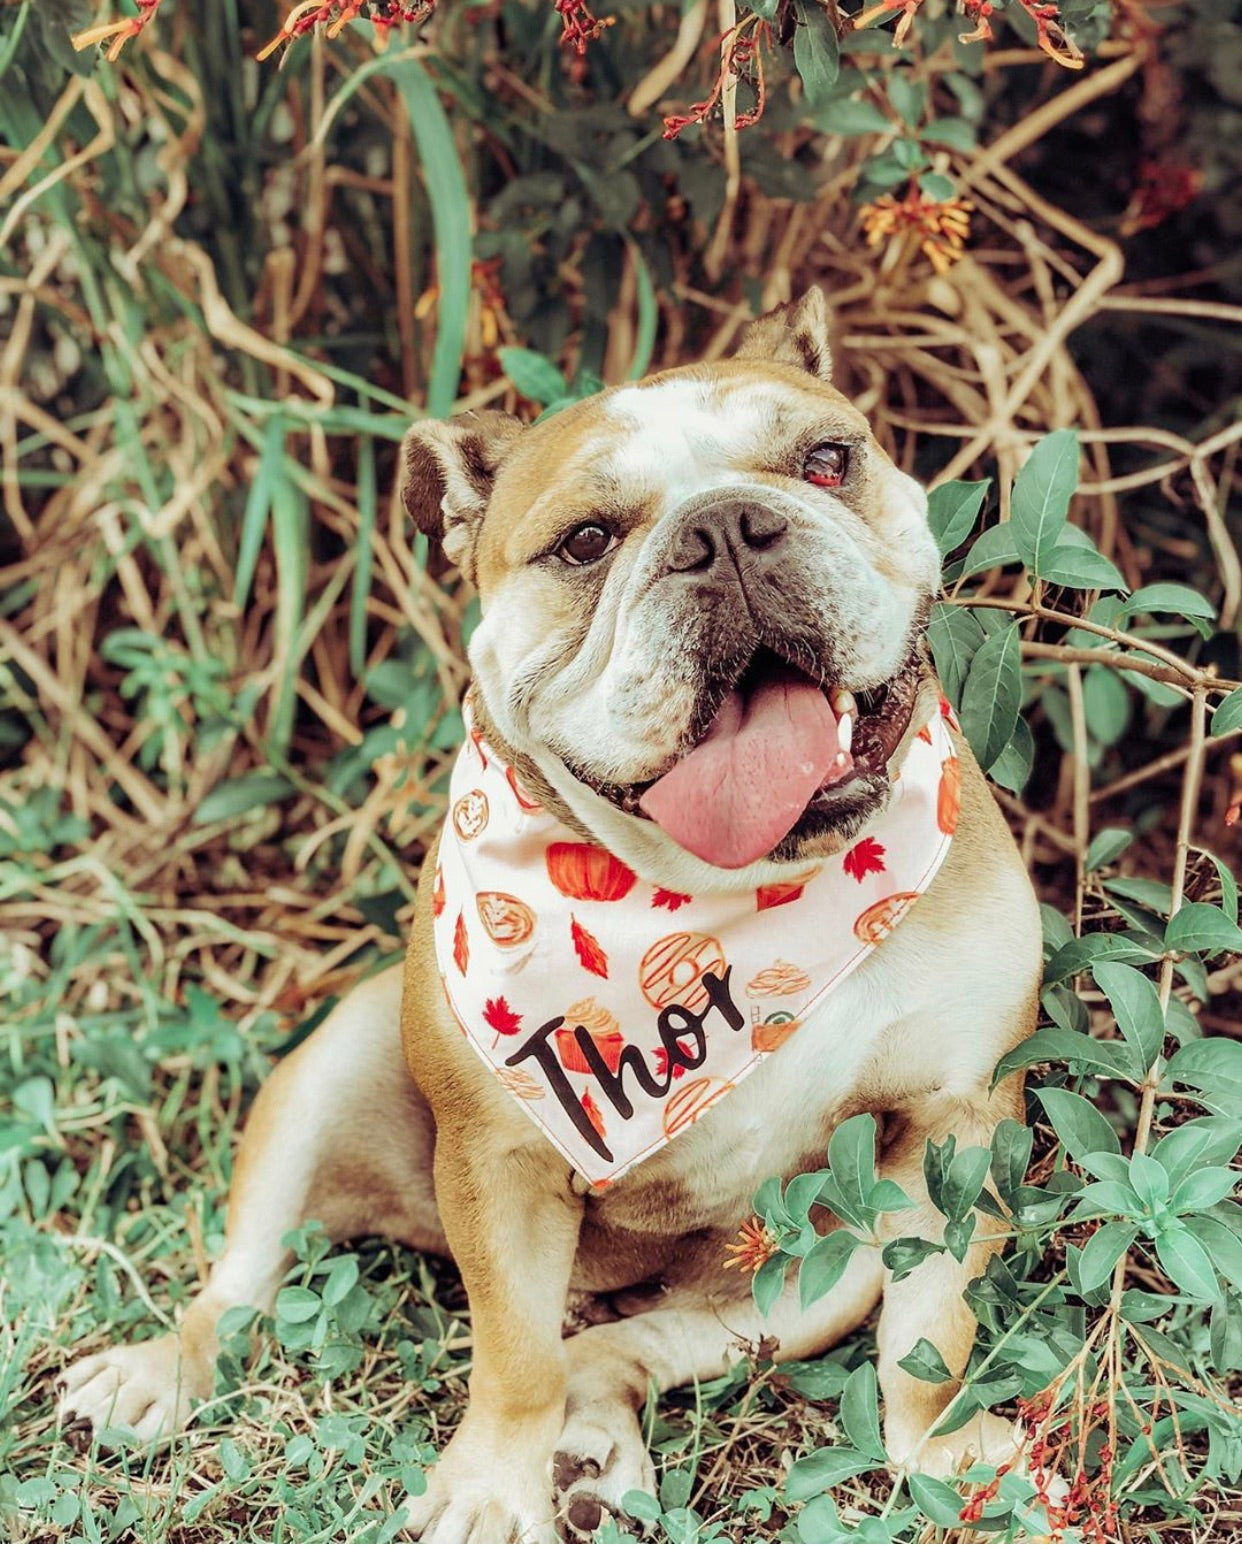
[433,701,960,1187]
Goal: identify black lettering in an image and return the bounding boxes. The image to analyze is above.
[578,1032,670,1116]
[505,1018,613,1162]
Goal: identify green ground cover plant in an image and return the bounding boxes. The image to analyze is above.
[1,0,1240,1541]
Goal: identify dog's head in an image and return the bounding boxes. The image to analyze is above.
[402,289,941,890]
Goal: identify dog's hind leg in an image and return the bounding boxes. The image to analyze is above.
[59,964,446,1444]
[551,1247,884,1535]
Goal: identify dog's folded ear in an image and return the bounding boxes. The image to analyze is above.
[400,409,524,579]
[734,286,833,382]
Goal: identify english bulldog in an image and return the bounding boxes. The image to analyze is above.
[60,289,1042,1542]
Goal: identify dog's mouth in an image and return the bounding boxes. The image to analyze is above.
[577,642,924,870]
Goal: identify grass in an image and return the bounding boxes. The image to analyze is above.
[3,2,1242,1543]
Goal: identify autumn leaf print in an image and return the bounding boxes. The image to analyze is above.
[582,1089,606,1139]
[654,1037,696,1081]
[453,910,469,975]
[843,836,887,882]
[484,996,522,1045]
[652,887,692,911]
[571,916,609,978]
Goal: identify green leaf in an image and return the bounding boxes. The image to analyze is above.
[234,414,285,610]
[838,1363,885,1461]
[1039,1087,1122,1161]
[908,1474,967,1529]
[896,1339,953,1385]
[1166,902,1242,956]
[1166,1039,1242,1111]
[1128,1151,1170,1211]
[753,1253,789,1318]
[959,622,1021,771]
[989,713,1034,795]
[1010,428,1078,575]
[1212,687,1242,736]
[1120,583,1216,626]
[194,773,296,826]
[390,61,472,419]
[800,1230,862,1310]
[498,346,568,406]
[941,1146,990,1223]
[994,1025,1139,1085]
[1152,1118,1242,1185]
[882,1236,944,1280]
[321,1258,360,1307]
[921,116,977,150]
[927,603,985,706]
[926,479,989,557]
[1187,1215,1242,1290]
[989,1119,1033,1205]
[1093,961,1164,1072]
[784,1447,874,1502]
[1043,932,1157,985]
[960,523,1021,578]
[1082,666,1131,746]
[887,74,926,126]
[1153,1223,1221,1302]
[792,0,840,107]
[1076,1222,1139,1294]
[820,97,892,135]
[918,171,956,202]
[1169,1167,1238,1216]
[1038,544,1128,593]
[275,1286,322,1324]
[826,1112,878,1218]
[1085,828,1132,870]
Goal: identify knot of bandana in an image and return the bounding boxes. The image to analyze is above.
[431,701,960,1186]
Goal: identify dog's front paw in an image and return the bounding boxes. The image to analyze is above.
[403,1429,559,1544]
[888,1409,1023,1479]
[552,1400,656,1539]
[59,1335,207,1446]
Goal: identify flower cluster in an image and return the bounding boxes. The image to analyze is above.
[555,0,616,56]
[1011,1392,1119,1542]
[72,0,165,62]
[859,184,975,274]
[257,1,434,62]
[855,0,1082,66]
[663,15,772,140]
[723,1215,779,1273]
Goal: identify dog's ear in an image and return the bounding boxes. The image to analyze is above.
[734,286,833,382]
[400,409,524,579]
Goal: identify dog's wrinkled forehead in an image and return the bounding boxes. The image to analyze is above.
[471,362,872,590]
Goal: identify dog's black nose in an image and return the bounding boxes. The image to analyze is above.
[665,498,790,575]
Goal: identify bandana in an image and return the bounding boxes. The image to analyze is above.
[432,700,960,1187]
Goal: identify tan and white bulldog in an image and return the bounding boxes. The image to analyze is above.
[60,290,1042,1542]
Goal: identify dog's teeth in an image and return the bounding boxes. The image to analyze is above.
[830,687,857,717]
[838,713,853,754]
[833,751,848,769]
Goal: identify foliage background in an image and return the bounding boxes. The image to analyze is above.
[1,0,1240,1541]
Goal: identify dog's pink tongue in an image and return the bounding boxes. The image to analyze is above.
[639,672,844,869]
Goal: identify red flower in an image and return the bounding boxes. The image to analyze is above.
[652,888,692,911]
[484,996,522,1043]
[452,911,469,975]
[843,837,887,882]
[571,917,609,978]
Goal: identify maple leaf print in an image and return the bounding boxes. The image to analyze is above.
[652,887,692,911]
[571,916,609,978]
[654,1037,696,1081]
[484,996,522,1045]
[453,910,469,975]
[582,1089,606,1139]
[843,836,887,882]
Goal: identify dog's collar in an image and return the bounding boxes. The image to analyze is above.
[432,701,960,1186]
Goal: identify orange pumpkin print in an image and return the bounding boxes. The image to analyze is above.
[853,891,921,946]
[476,891,536,948]
[662,1075,731,1138]
[937,757,961,835]
[640,931,727,1013]
[546,842,637,902]
[555,997,624,1074]
[452,789,490,841]
[756,867,821,912]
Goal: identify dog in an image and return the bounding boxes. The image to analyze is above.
[60,288,1042,1543]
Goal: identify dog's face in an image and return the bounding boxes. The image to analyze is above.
[402,290,940,889]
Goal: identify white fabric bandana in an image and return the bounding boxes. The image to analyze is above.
[432,699,960,1187]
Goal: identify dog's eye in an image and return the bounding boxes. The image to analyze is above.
[803,443,850,488]
[558,522,617,566]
